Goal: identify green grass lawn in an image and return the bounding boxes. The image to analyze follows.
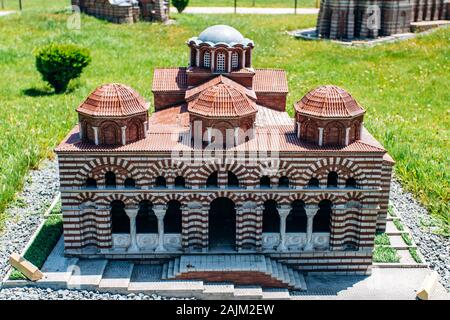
[0,1,448,234]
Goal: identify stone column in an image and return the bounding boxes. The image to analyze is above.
[126,207,139,252]
[318,127,324,146]
[296,122,301,138]
[143,121,148,137]
[234,127,239,145]
[304,205,318,251]
[345,127,351,146]
[241,50,246,68]
[210,50,215,72]
[121,126,127,145]
[93,126,99,145]
[154,204,167,252]
[228,52,232,73]
[207,127,212,144]
[79,122,84,139]
[276,205,291,252]
[196,48,200,67]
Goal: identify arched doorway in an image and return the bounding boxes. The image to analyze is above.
[209,197,236,250]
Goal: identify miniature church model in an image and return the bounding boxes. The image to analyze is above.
[55,25,394,286]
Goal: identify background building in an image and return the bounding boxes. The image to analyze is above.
[317,0,449,40]
[71,0,169,23]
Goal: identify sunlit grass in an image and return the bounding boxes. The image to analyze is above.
[0,1,448,233]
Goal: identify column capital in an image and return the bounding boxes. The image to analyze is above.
[277,204,291,218]
[305,205,318,217]
[126,206,139,218]
[153,204,167,218]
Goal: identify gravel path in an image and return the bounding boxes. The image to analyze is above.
[0,288,193,300]
[390,179,450,291]
[0,159,448,298]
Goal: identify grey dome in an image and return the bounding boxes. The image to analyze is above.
[198,25,245,44]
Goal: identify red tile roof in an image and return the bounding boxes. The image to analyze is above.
[188,79,257,118]
[185,75,257,101]
[253,69,288,93]
[56,105,385,154]
[152,68,188,93]
[152,67,288,95]
[76,83,149,117]
[294,85,365,118]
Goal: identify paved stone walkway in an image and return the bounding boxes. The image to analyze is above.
[0,11,15,17]
[170,7,319,15]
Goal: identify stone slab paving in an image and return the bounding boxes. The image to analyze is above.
[233,286,263,299]
[98,261,134,292]
[398,249,416,264]
[67,259,108,290]
[39,237,79,288]
[291,268,449,300]
[385,220,404,235]
[170,7,319,15]
[0,11,15,17]
[389,235,410,249]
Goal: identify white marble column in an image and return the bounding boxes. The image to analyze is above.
[79,123,84,139]
[277,205,291,252]
[143,121,148,137]
[318,127,324,146]
[345,127,350,146]
[296,122,301,138]
[242,50,246,68]
[154,204,167,252]
[234,127,239,145]
[207,127,212,144]
[210,50,215,72]
[227,52,232,73]
[93,126,99,145]
[121,126,127,145]
[304,205,318,251]
[126,207,139,252]
[195,48,200,67]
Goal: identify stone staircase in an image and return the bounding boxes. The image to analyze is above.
[161,255,307,291]
[3,238,307,299]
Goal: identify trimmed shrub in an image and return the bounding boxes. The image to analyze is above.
[35,44,91,93]
[172,0,189,13]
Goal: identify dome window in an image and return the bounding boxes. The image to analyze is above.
[216,52,226,72]
[203,51,211,68]
[232,52,239,69]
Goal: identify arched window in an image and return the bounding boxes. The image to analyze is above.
[101,123,119,145]
[278,176,289,188]
[203,51,211,68]
[105,171,116,188]
[313,200,332,232]
[216,52,226,72]
[231,51,239,69]
[111,200,129,234]
[303,121,318,144]
[127,122,140,143]
[307,178,320,188]
[124,177,136,189]
[327,171,338,188]
[262,200,279,232]
[86,178,97,189]
[136,201,157,233]
[206,171,218,188]
[227,171,239,187]
[155,176,167,188]
[345,177,357,188]
[174,176,186,188]
[164,200,182,233]
[286,200,307,233]
[260,176,271,188]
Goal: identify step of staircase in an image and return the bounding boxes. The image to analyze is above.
[162,254,307,291]
[98,260,134,293]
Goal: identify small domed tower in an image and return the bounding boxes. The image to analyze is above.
[294,85,365,147]
[76,83,149,146]
[187,24,254,73]
[187,76,257,147]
